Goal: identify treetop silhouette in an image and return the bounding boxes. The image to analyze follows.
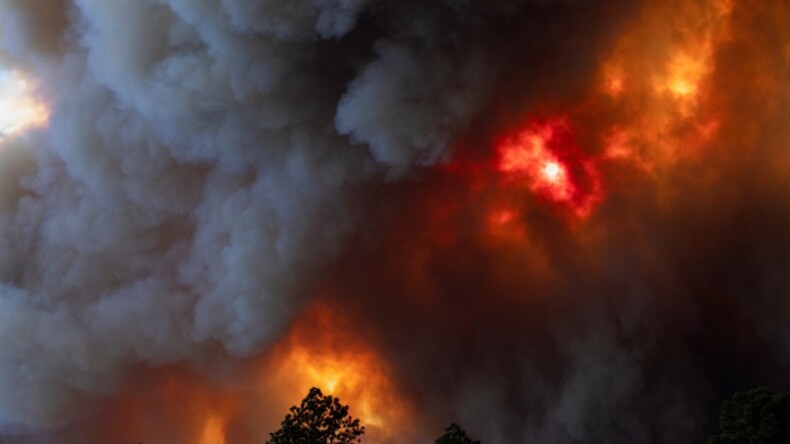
[267,387,365,444]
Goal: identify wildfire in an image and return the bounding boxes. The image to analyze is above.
[540,161,565,184]
[87,303,409,444]
[8,0,787,442]
[0,70,49,138]
[259,302,412,441]
[460,0,736,245]
[93,367,245,444]
[488,208,517,226]
[497,119,602,217]
[665,52,706,99]
[499,121,575,202]
[486,206,527,242]
[198,415,227,444]
[596,0,734,167]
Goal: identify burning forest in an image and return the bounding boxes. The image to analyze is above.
[0,0,789,442]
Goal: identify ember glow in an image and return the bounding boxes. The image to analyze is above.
[1,0,790,443]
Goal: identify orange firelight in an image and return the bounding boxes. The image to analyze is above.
[258,302,413,442]
[198,414,227,444]
[595,0,734,168]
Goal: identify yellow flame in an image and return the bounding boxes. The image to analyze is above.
[272,342,394,429]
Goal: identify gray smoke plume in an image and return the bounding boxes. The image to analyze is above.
[2,0,789,443]
[0,0,562,433]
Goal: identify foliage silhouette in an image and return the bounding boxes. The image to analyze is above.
[435,423,481,444]
[708,386,790,444]
[267,387,364,444]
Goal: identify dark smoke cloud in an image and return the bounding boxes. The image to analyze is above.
[1,0,788,443]
[322,1,790,443]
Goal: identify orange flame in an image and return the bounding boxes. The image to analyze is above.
[91,302,411,444]
[597,0,734,167]
[258,302,413,442]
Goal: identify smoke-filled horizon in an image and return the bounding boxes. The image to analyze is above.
[0,0,789,442]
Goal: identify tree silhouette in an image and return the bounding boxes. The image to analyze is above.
[708,386,790,444]
[267,387,365,444]
[435,423,481,444]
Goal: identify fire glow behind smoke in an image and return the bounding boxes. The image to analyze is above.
[0,70,47,138]
[599,0,734,168]
[257,303,412,442]
[0,0,789,443]
[498,119,602,216]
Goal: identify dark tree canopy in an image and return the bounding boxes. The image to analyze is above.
[435,423,481,444]
[708,387,790,444]
[267,387,365,444]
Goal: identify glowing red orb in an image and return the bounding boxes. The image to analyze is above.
[497,119,602,216]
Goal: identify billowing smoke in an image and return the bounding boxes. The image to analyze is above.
[0,0,788,442]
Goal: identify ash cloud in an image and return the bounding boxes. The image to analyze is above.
[2,0,787,443]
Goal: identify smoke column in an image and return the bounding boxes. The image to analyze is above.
[0,0,789,442]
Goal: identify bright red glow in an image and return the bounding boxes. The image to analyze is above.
[497,120,601,216]
[499,122,575,201]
